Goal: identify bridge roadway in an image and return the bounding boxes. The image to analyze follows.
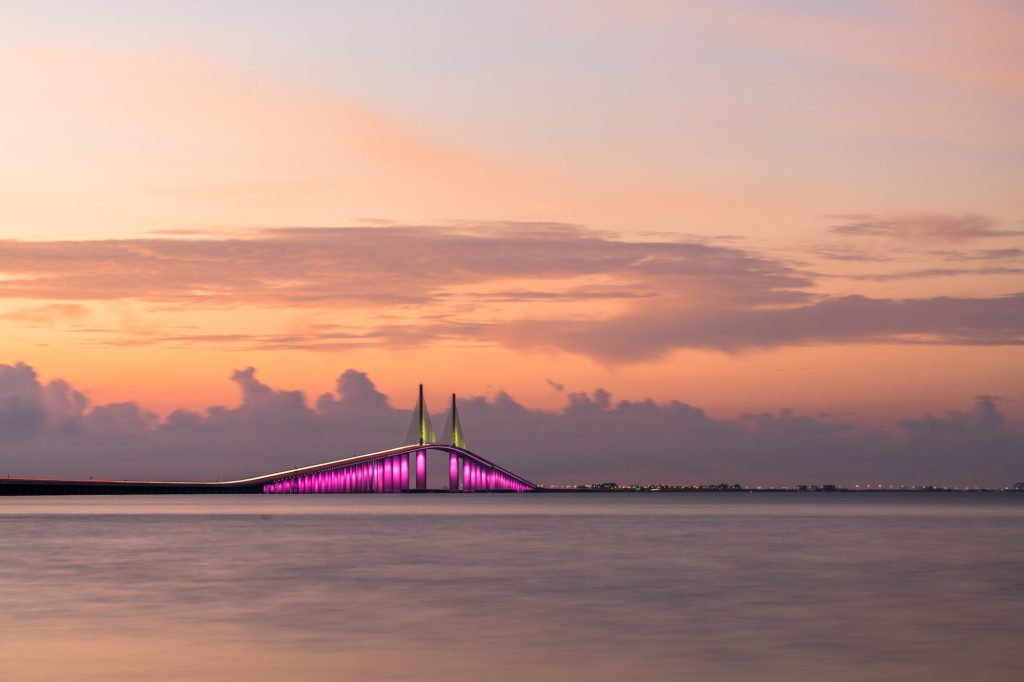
[0,444,535,495]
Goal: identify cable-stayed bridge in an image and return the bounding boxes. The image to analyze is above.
[253,386,532,494]
[0,386,535,495]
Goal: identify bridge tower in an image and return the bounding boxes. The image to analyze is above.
[405,384,435,489]
[442,394,466,490]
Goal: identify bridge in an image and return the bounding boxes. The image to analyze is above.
[250,386,533,494]
[0,386,536,495]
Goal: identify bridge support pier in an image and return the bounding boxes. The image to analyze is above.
[449,452,459,491]
[416,449,426,490]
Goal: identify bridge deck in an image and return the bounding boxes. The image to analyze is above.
[0,444,534,495]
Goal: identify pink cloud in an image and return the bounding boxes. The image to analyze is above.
[1,223,1021,359]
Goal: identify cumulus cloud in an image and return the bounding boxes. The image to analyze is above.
[0,362,1020,487]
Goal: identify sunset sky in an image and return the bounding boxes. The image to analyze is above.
[1,1,1022,484]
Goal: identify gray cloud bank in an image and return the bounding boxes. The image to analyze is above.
[1,363,1020,487]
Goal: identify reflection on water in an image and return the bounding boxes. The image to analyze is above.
[2,494,1022,681]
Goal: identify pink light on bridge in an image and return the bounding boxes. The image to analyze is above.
[416,450,426,490]
[257,445,530,494]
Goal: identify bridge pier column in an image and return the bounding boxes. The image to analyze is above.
[416,449,426,490]
[384,457,393,492]
[449,452,459,491]
[400,454,409,491]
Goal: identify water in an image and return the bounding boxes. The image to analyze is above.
[1,494,1022,681]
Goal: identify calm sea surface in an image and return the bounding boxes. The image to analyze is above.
[1,493,1022,681]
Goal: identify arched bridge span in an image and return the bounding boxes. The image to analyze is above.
[243,443,533,494]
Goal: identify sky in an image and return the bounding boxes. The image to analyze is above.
[1,1,1022,485]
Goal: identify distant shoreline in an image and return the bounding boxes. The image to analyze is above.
[2,477,1021,496]
[536,486,1023,494]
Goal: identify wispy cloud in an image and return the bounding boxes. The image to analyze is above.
[828,214,1023,242]
[486,293,1024,360]
[0,223,808,309]
[823,267,1024,282]
[2,224,1022,359]
[0,303,89,325]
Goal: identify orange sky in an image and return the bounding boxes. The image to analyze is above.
[1,0,1022,425]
